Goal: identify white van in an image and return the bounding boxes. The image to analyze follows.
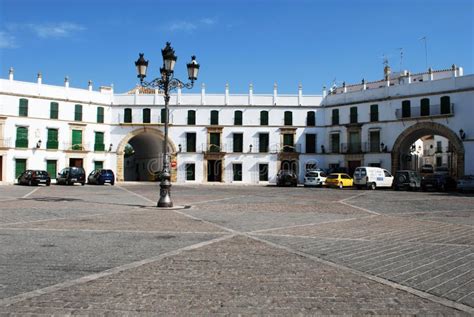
[353,167,394,190]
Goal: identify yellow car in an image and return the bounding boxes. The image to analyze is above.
[325,173,353,189]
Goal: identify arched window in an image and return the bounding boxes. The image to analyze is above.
[234,110,243,125]
[420,98,430,116]
[306,111,315,126]
[440,96,451,114]
[260,110,268,126]
[19,98,28,117]
[187,110,196,125]
[124,108,132,123]
[210,110,219,125]
[143,108,151,123]
[284,111,292,126]
[402,100,411,118]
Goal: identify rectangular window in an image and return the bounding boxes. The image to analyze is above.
[233,163,242,181]
[161,108,167,124]
[142,108,151,123]
[50,102,59,119]
[305,134,316,153]
[402,100,411,118]
[260,111,268,126]
[94,132,105,151]
[209,132,220,152]
[233,133,243,152]
[94,161,104,170]
[97,107,104,123]
[234,111,243,125]
[284,111,293,126]
[259,163,268,181]
[331,133,340,153]
[370,104,378,122]
[210,110,219,125]
[332,109,339,125]
[187,110,196,125]
[421,98,430,116]
[436,141,442,153]
[124,108,132,123]
[369,130,380,152]
[186,163,195,181]
[74,104,83,121]
[350,107,358,124]
[46,160,57,179]
[72,129,82,150]
[283,133,294,152]
[186,132,196,152]
[259,133,269,153]
[46,128,58,149]
[15,159,27,178]
[307,111,315,126]
[440,96,451,114]
[15,127,28,148]
[348,132,360,153]
[19,99,28,117]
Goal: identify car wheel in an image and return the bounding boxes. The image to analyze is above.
[46,181,51,186]
[338,182,343,189]
[111,182,115,186]
[28,180,32,186]
[368,183,376,190]
[81,182,85,186]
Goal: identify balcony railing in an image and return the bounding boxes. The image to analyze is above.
[46,140,59,149]
[63,142,89,151]
[15,139,29,148]
[395,103,454,119]
[94,143,105,152]
[280,143,301,153]
[202,143,225,153]
[0,138,12,148]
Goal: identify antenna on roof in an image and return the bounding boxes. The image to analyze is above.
[419,36,428,69]
[397,48,403,72]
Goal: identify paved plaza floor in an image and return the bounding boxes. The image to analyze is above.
[0,183,472,315]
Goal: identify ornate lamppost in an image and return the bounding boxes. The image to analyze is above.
[134,42,200,207]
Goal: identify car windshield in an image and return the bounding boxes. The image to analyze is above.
[35,171,48,176]
[326,174,338,179]
[354,168,366,176]
[305,172,318,177]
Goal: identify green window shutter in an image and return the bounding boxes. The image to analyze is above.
[46,160,57,179]
[161,108,166,124]
[186,164,195,181]
[124,108,132,123]
[186,133,196,152]
[259,133,269,153]
[332,109,339,125]
[72,130,82,150]
[233,164,242,181]
[233,133,243,152]
[370,104,379,122]
[143,108,151,123]
[94,161,104,170]
[187,110,196,125]
[209,132,220,152]
[97,107,104,123]
[210,110,219,125]
[47,129,58,149]
[284,111,292,126]
[283,134,294,152]
[350,107,358,123]
[19,99,28,117]
[440,96,451,114]
[15,159,27,178]
[260,111,268,126]
[420,98,430,116]
[15,127,28,148]
[94,132,105,151]
[402,100,411,117]
[50,102,59,119]
[234,111,243,125]
[307,111,315,126]
[74,104,83,121]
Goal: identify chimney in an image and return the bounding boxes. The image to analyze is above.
[407,71,411,84]
[451,64,457,78]
[177,83,182,105]
[37,72,42,85]
[225,83,229,105]
[64,76,69,88]
[201,83,206,105]
[248,83,254,105]
[362,79,366,90]
[428,67,433,81]
[9,67,14,81]
[322,85,327,98]
[342,81,347,93]
[298,83,303,105]
[273,82,278,105]
[88,80,93,91]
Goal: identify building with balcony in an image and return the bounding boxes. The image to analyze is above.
[0,64,472,184]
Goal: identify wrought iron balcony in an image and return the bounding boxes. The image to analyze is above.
[395,103,454,119]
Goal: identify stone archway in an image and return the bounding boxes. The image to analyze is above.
[391,122,465,178]
[116,128,177,182]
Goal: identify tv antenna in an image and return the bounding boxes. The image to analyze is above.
[397,48,403,72]
[419,36,428,69]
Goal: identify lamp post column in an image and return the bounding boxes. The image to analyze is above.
[158,75,173,207]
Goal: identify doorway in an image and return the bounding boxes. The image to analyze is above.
[207,160,222,182]
[69,158,83,168]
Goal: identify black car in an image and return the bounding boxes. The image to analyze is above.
[421,173,457,191]
[57,167,86,185]
[393,170,421,191]
[88,169,115,185]
[17,170,51,186]
[276,170,298,187]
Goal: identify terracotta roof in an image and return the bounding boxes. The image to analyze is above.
[126,86,163,95]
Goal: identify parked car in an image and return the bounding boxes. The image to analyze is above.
[17,170,51,186]
[434,165,449,174]
[88,169,115,185]
[325,173,353,189]
[457,175,474,193]
[421,173,457,191]
[353,167,394,190]
[393,170,421,191]
[276,170,298,187]
[304,170,326,187]
[420,164,434,174]
[57,167,86,185]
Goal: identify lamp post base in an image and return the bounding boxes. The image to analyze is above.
[157,179,173,208]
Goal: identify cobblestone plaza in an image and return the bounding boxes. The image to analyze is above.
[0,184,472,315]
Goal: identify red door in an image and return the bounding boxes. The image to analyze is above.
[69,158,83,168]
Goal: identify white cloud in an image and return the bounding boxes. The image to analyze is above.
[0,31,17,48]
[167,21,197,32]
[26,22,85,38]
[200,18,216,26]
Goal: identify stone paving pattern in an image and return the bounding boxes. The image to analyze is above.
[0,183,472,315]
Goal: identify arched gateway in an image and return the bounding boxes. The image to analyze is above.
[116,128,177,182]
[391,122,465,177]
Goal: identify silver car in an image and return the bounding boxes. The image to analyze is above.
[304,170,327,187]
[457,175,474,192]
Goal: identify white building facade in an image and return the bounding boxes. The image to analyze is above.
[0,65,473,184]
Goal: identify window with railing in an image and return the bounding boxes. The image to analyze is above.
[260,110,268,126]
[94,132,105,151]
[46,128,58,149]
[124,108,132,123]
[186,132,196,152]
[370,104,378,122]
[210,110,219,125]
[74,104,83,121]
[420,98,430,116]
[234,110,243,125]
[143,108,151,123]
[369,130,380,152]
[307,111,315,126]
[187,110,196,125]
[402,100,411,118]
[283,133,294,152]
[72,129,82,150]
[50,102,59,119]
[15,127,28,148]
[19,98,28,117]
[209,132,220,152]
[233,133,243,152]
[97,107,104,123]
[330,133,340,153]
[284,111,292,126]
[259,133,269,152]
[332,109,339,125]
[440,96,450,115]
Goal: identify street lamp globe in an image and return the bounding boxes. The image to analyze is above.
[161,42,177,73]
[187,56,200,82]
[135,53,148,81]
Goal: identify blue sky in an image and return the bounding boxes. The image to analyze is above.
[0,0,472,94]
